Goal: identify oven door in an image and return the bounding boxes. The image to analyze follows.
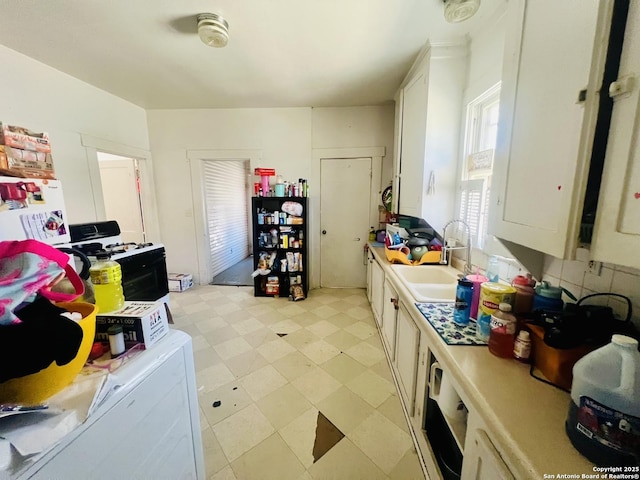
[115,248,169,302]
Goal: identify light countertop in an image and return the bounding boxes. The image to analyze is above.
[370,246,595,479]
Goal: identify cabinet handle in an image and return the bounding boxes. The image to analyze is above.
[390,297,399,310]
[322,230,327,235]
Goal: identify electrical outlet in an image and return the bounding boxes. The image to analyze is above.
[588,260,602,276]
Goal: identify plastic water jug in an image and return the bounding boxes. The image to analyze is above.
[565,335,640,466]
[89,252,125,313]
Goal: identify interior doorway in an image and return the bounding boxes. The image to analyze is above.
[97,152,145,243]
[201,159,252,285]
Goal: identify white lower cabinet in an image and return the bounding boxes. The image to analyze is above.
[370,255,384,327]
[461,411,515,480]
[395,302,420,417]
[381,278,398,360]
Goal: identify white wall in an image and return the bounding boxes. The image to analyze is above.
[0,45,151,224]
[147,105,394,284]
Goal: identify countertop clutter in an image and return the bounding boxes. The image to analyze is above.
[368,246,596,479]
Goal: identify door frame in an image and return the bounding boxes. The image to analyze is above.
[187,149,262,285]
[311,147,384,290]
[82,134,161,242]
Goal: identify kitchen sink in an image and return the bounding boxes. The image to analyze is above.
[390,264,460,303]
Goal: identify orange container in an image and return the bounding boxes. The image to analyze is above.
[528,325,595,391]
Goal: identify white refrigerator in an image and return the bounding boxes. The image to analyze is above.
[0,176,70,245]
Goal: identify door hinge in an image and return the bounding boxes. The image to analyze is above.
[609,74,635,99]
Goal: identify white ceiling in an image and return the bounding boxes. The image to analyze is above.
[0,0,503,110]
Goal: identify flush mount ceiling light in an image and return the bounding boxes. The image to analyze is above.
[197,13,229,47]
[443,0,481,23]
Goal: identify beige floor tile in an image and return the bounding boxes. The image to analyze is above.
[196,316,229,334]
[344,321,377,340]
[323,329,361,351]
[346,370,395,408]
[279,407,319,468]
[242,327,276,347]
[290,315,321,328]
[377,394,410,433]
[203,326,241,346]
[196,363,236,393]
[269,318,303,335]
[369,358,394,382]
[345,341,386,367]
[256,337,297,362]
[305,319,340,338]
[231,317,265,335]
[193,347,223,372]
[256,384,312,429]
[348,410,413,474]
[191,334,212,353]
[213,302,242,316]
[231,433,305,480]
[225,349,269,378]
[240,364,288,401]
[283,328,321,349]
[291,366,342,404]
[213,336,254,360]
[309,304,340,319]
[312,294,340,305]
[200,383,253,426]
[299,339,341,364]
[326,312,360,327]
[184,301,211,315]
[210,465,237,480]
[212,404,275,462]
[272,351,316,381]
[308,438,388,480]
[201,427,230,477]
[366,332,385,349]
[345,305,374,321]
[297,471,314,480]
[343,293,368,305]
[276,303,309,317]
[316,386,375,435]
[320,353,367,384]
[388,449,425,480]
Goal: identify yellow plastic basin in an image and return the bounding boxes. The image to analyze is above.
[0,302,98,405]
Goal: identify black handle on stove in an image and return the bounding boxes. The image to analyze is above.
[57,247,92,280]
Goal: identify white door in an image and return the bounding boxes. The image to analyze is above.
[320,157,371,288]
[98,156,144,244]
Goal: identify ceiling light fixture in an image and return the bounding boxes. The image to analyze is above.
[443,0,481,23]
[197,13,229,47]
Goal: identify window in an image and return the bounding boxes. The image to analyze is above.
[458,83,501,249]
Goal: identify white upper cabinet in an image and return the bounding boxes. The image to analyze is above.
[591,1,640,268]
[490,0,605,259]
[395,43,466,235]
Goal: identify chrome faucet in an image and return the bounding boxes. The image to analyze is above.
[439,219,472,275]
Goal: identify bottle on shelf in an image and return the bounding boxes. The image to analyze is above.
[89,252,125,313]
[488,303,517,358]
[513,330,531,363]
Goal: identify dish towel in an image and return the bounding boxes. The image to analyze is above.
[415,302,487,346]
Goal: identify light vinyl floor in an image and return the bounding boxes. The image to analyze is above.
[170,285,425,480]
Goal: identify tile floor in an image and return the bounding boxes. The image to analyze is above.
[169,285,426,480]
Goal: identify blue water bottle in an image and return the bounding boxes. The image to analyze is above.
[453,278,474,326]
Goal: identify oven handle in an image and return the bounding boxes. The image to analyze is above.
[56,247,91,280]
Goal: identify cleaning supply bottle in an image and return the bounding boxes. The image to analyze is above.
[369,227,376,242]
[566,335,640,466]
[486,255,500,282]
[89,252,125,313]
[488,303,517,358]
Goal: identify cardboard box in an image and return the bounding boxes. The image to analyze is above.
[95,301,170,349]
[0,123,51,153]
[168,273,193,292]
[0,145,56,179]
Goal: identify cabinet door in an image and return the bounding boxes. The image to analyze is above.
[462,429,514,480]
[366,249,373,303]
[395,302,420,416]
[491,0,602,258]
[381,278,398,360]
[371,258,384,326]
[591,1,640,268]
[398,57,429,219]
